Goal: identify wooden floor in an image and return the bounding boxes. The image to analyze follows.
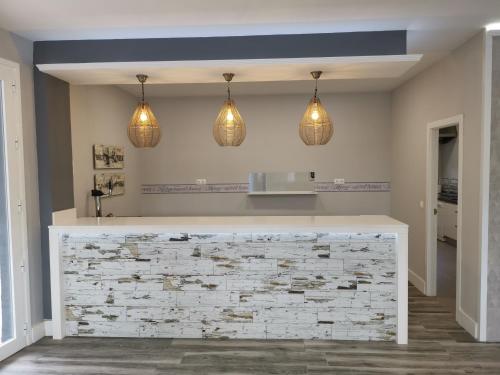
[1,284,499,374]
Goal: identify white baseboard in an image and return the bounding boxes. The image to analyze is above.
[44,320,53,337]
[31,321,46,343]
[457,307,478,339]
[408,268,426,294]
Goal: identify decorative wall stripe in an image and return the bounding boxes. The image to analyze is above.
[141,182,390,195]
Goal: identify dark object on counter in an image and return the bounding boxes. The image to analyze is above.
[91,180,113,217]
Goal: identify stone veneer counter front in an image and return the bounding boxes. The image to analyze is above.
[48,215,408,344]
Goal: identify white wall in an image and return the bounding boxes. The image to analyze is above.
[70,90,393,217]
[70,85,141,217]
[391,32,484,327]
[0,29,43,326]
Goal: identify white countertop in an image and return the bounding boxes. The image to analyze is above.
[50,214,408,233]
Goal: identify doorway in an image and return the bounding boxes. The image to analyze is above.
[426,115,463,320]
[0,58,30,361]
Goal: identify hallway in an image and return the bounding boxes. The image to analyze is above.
[0,284,497,374]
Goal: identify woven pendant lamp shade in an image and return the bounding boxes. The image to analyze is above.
[299,97,333,145]
[128,102,161,148]
[128,74,161,148]
[299,71,333,146]
[213,73,246,146]
[213,99,246,146]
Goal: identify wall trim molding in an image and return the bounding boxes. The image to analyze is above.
[44,320,52,337]
[31,321,46,343]
[408,268,426,294]
[457,307,479,339]
[141,181,391,194]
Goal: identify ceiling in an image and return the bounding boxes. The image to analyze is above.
[2,0,499,96]
[1,0,499,54]
[37,55,422,97]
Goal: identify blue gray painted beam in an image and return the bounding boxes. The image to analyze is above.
[34,31,406,65]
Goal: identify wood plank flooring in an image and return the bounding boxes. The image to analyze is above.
[1,284,499,374]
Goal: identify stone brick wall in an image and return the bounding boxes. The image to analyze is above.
[61,231,397,341]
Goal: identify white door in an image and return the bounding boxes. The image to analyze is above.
[0,59,30,361]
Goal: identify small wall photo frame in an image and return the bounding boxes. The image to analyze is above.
[93,144,124,169]
[94,173,125,196]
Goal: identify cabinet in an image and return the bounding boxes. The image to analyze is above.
[437,200,457,241]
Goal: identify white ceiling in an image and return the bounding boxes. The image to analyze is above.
[1,0,499,55]
[3,0,499,96]
[37,55,422,96]
[38,55,421,84]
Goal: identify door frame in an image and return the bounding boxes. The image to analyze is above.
[425,114,463,317]
[0,57,31,361]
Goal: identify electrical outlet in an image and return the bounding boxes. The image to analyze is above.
[334,178,345,185]
[196,179,207,185]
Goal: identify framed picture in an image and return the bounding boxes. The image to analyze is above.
[94,173,125,196]
[93,144,124,169]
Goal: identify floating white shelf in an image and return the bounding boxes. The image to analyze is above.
[247,191,318,196]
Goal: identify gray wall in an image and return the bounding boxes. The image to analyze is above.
[34,69,74,318]
[391,32,484,326]
[70,85,141,217]
[0,29,44,326]
[487,35,500,341]
[70,90,392,217]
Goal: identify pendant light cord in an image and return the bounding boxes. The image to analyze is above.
[314,78,318,99]
[227,80,231,100]
[141,81,145,103]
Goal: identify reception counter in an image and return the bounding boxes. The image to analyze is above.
[49,214,408,344]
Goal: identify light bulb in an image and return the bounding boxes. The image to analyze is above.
[311,110,320,121]
[226,109,234,122]
[139,111,148,122]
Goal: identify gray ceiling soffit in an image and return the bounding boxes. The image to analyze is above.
[33,31,406,65]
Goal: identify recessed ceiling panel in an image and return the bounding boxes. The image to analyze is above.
[37,55,422,85]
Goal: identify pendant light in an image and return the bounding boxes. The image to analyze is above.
[213,73,246,146]
[299,71,333,145]
[128,74,161,148]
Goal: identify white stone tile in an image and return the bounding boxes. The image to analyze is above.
[266,323,331,339]
[113,290,177,307]
[163,275,226,291]
[64,274,102,290]
[66,305,126,322]
[75,321,142,337]
[226,274,290,291]
[201,243,266,260]
[157,322,202,338]
[251,233,317,242]
[290,273,356,291]
[304,291,371,308]
[239,291,304,307]
[151,259,214,276]
[254,308,317,324]
[176,291,239,307]
[101,275,164,291]
[189,307,254,323]
[213,258,277,275]
[278,258,343,273]
[64,290,114,305]
[88,259,151,275]
[202,322,266,339]
[126,306,189,323]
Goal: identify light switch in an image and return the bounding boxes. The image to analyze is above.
[334,178,345,185]
[196,179,207,185]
